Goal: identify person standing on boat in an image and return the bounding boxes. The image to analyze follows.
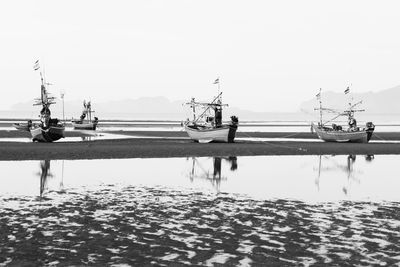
[214,99,223,127]
[348,111,357,131]
[214,106,222,127]
[40,106,51,128]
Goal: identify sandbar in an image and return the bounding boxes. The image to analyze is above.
[0,130,399,160]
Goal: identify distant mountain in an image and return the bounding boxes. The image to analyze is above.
[8,96,186,120]
[9,85,400,122]
[299,85,400,114]
[6,96,313,121]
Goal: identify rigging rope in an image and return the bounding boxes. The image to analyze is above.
[237,129,308,152]
[371,133,386,141]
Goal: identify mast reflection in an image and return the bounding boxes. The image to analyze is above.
[188,157,237,191]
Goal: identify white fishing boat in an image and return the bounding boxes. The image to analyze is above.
[30,61,65,142]
[71,100,98,130]
[185,124,237,143]
[184,91,239,143]
[311,87,375,143]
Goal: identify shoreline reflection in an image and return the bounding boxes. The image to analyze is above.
[1,154,399,202]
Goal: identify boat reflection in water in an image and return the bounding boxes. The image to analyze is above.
[24,154,390,203]
[37,159,65,197]
[31,154,383,200]
[38,160,52,197]
[187,156,237,191]
[315,154,375,196]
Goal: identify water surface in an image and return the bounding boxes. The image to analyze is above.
[0,155,399,266]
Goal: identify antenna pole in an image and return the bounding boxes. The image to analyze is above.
[88,101,91,122]
[61,92,65,124]
[348,85,354,120]
[319,88,322,126]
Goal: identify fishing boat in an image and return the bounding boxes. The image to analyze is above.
[71,100,98,130]
[30,61,65,142]
[184,92,239,143]
[311,88,375,143]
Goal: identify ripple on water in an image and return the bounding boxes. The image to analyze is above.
[0,185,399,266]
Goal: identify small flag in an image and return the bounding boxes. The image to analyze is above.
[316,92,321,99]
[33,60,40,71]
[344,86,350,94]
[213,78,219,84]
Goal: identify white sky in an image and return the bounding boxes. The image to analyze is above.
[1,0,400,112]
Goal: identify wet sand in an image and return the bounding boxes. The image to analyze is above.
[2,187,399,266]
[1,130,400,160]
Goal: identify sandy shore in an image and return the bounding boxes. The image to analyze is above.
[1,131,400,160]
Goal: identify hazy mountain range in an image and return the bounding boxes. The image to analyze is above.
[3,85,400,121]
[6,96,312,121]
[299,85,400,115]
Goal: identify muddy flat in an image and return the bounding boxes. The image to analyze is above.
[0,135,400,160]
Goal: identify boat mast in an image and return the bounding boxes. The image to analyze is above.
[191,98,196,121]
[88,101,91,122]
[215,77,221,104]
[216,77,220,95]
[347,85,353,120]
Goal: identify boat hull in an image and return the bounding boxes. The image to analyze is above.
[72,122,97,130]
[185,125,237,143]
[13,123,30,131]
[312,123,374,143]
[30,125,65,142]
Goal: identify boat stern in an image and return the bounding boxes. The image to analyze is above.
[366,122,375,142]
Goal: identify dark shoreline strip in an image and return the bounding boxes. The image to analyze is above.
[0,138,399,161]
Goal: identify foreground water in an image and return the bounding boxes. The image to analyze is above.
[0,156,399,266]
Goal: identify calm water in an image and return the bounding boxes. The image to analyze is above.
[1,156,399,266]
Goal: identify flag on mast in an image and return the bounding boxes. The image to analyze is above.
[344,86,350,94]
[33,60,40,71]
[316,91,321,99]
[213,78,219,84]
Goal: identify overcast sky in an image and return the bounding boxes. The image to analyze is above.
[1,0,400,112]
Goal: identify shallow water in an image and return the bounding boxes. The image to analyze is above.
[0,156,399,266]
